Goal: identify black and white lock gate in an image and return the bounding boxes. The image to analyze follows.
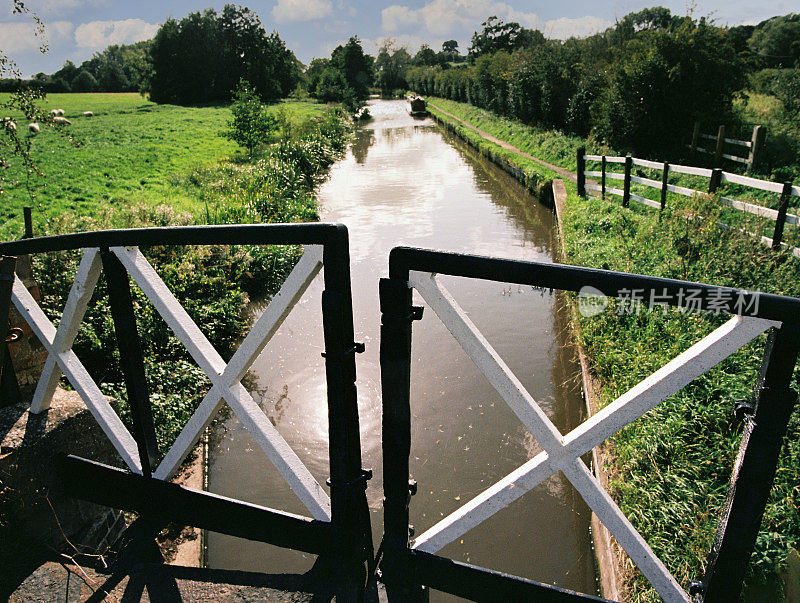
[379,246,800,602]
[0,224,373,594]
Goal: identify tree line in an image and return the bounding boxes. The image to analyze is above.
[404,10,800,157]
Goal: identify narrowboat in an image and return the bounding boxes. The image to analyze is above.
[408,95,428,116]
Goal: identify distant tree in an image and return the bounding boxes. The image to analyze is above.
[442,40,458,54]
[330,36,374,100]
[468,16,543,59]
[150,5,300,105]
[375,40,412,95]
[223,79,277,155]
[414,44,439,66]
[315,68,348,102]
[748,14,800,68]
[72,69,98,92]
[304,58,330,96]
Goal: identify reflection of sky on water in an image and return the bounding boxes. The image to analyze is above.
[207,100,595,596]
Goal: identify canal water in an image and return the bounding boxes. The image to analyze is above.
[207,99,597,597]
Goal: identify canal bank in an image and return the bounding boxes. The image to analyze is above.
[207,99,599,598]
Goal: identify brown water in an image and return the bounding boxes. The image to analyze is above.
[207,99,598,597]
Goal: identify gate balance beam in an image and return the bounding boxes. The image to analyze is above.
[61,455,332,555]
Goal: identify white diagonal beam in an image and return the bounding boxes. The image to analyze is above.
[411,312,775,554]
[562,315,777,460]
[413,450,552,553]
[114,246,331,520]
[153,246,323,481]
[12,277,142,473]
[562,458,689,602]
[31,248,102,413]
[409,271,565,453]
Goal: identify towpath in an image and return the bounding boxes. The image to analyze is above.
[428,102,578,183]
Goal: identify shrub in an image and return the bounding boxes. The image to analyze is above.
[223,79,278,155]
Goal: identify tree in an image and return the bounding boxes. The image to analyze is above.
[414,44,439,66]
[223,79,277,155]
[375,40,412,94]
[330,37,374,100]
[72,69,98,92]
[149,5,300,105]
[442,40,458,54]
[748,14,800,68]
[315,68,348,102]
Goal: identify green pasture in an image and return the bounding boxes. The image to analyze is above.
[0,93,326,240]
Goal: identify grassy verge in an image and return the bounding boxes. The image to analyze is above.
[431,102,800,599]
[13,93,350,460]
[0,92,327,240]
[428,97,800,249]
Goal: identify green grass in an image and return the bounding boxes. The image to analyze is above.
[428,97,603,172]
[0,93,326,240]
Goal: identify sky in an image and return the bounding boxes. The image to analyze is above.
[2,0,798,77]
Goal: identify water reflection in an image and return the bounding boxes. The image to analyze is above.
[207,100,596,597]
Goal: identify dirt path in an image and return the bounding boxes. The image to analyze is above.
[429,102,578,183]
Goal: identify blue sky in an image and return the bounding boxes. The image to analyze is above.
[2,0,798,76]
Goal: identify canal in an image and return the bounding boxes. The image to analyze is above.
[207,99,597,597]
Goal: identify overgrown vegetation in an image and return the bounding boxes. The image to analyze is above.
[562,190,800,601]
[28,102,350,455]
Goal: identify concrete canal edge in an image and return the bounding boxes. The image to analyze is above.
[552,179,622,601]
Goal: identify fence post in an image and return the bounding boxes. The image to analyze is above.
[101,250,159,478]
[691,121,701,153]
[714,125,726,166]
[23,207,33,239]
[702,325,800,601]
[709,169,723,194]
[576,147,586,197]
[380,276,427,601]
[747,125,765,174]
[320,227,374,598]
[0,255,22,407]
[623,155,632,208]
[771,182,793,250]
[601,156,606,199]
[660,162,670,210]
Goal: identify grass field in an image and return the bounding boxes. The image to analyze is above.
[0,93,327,240]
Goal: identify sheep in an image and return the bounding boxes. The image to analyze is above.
[2,117,16,132]
[28,122,39,135]
[50,109,58,116]
[53,116,72,125]
[83,111,93,118]
[57,109,65,116]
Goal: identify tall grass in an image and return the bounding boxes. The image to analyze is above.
[563,191,800,600]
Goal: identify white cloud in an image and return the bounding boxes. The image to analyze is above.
[74,18,158,48]
[272,0,333,23]
[542,16,611,39]
[381,6,421,32]
[381,0,609,40]
[0,20,73,52]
